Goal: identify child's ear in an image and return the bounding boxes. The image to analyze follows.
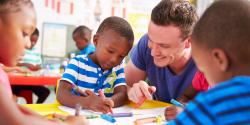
[211,48,229,71]
[93,34,98,46]
[184,36,191,48]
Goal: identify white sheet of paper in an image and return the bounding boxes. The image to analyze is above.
[58,106,168,125]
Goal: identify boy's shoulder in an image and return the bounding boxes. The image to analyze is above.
[194,76,250,115]
[206,76,250,96]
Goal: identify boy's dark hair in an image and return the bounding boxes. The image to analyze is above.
[192,0,250,65]
[32,28,39,36]
[0,0,33,13]
[96,16,134,43]
[151,0,197,39]
[72,25,92,42]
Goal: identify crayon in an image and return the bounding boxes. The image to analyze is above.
[170,99,185,108]
[109,113,133,117]
[75,103,82,116]
[98,89,114,114]
[86,115,99,119]
[134,116,162,125]
[100,114,116,123]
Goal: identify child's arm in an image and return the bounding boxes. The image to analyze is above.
[0,84,87,125]
[57,80,113,113]
[111,85,128,107]
[1,65,29,73]
[177,84,199,103]
[17,63,41,71]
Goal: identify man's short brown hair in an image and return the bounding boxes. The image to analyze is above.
[151,0,198,39]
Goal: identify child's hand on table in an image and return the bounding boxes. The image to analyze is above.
[85,90,114,113]
[164,105,183,120]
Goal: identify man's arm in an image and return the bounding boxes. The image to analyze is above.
[125,61,147,87]
[125,61,156,103]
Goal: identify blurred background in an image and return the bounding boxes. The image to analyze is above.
[15,0,215,104]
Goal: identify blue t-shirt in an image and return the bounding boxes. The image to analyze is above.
[79,44,95,55]
[168,76,250,125]
[130,34,197,102]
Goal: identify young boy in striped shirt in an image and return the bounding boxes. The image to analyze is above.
[57,16,134,113]
[168,0,250,124]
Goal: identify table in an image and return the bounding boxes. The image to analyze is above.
[24,100,171,125]
[8,73,61,103]
[8,73,61,86]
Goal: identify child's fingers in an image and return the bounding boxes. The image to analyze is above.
[164,106,178,120]
[149,86,156,93]
[99,105,111,114]
[165,114,177,120]
[103,99,114,108]
[85,90,96,96]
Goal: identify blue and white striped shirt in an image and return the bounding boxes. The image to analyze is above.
[168,76,250,125]
[61,55,126,97]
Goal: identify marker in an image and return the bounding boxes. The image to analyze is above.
[98,89,114,114]
[134,116,162,125]
[109,113,133,117]
[100,114,116,123]
[86,115,99,119]
[170,99,185,108]
[75,103,82,116]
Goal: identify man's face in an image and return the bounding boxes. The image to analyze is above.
[148,21,189,67]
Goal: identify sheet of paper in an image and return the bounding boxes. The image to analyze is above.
[58,106,168,125]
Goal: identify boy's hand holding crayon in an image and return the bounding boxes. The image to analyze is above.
[164,99,185,120]
[164,105,183,120]
[84,90,114,113]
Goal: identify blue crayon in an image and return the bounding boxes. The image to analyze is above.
[101,114,116,123]
[109,113,133,117]
[170,99,185,108]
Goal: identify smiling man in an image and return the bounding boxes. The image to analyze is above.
[125,0,198,103]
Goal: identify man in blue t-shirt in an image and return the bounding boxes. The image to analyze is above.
[126,0,198,103]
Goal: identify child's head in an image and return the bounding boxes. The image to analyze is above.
[92,16,134,70]
[29,28,39,49]
[72,25,92,50]
[0,0,37,67]
[191,0,250,85]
